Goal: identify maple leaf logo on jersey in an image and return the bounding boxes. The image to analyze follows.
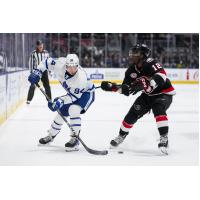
[130,73,137,79]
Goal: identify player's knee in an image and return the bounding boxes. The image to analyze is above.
[68,104,81,117]
[152,104,166,116]
[124,104,147,124]
[54,113,64,124]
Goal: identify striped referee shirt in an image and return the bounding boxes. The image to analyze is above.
[29,50,49,72]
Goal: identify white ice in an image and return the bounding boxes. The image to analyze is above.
[0,84,199,165]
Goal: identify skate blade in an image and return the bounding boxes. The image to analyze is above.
[37,142,52,146]
[65,147,79,152]
[160,147,168,155]
[109,145,118,149]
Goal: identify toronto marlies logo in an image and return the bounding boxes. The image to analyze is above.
[130,73,137,79]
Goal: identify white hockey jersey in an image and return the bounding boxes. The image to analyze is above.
[37,57,95,102]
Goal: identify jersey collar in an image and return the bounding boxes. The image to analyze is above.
[64,69,78,80]
[134,65,141,74]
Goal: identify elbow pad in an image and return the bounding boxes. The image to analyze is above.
[152,74,166,89]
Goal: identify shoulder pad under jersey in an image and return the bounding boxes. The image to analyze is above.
[57,57,67,65]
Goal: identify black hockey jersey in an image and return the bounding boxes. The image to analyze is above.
[122,58,176,96]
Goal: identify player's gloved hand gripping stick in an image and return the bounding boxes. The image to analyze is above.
[100,81,144,96]
[35,83,108,155]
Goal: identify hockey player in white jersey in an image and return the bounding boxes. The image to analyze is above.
[28,54,95,151]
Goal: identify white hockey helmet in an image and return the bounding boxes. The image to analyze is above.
[66,54,79,67]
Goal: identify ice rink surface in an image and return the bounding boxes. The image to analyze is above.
[0,84,199,165]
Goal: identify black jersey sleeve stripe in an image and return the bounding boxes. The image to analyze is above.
[45,59,48,69]
[32,54,34,71]
[36,52,40,66]
[29,53,34,72]
[29,50,49,71]
[40,52,43,62]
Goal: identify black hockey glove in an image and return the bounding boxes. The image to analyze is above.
[129,81,144,95]
[101,81,119,92]
[121,84,131,96]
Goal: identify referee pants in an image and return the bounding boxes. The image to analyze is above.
[27,70,52,101]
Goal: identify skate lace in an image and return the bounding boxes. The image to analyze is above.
[44,135,52,142]
[69,137,77,144]
[114,135,124,144]
[158,136,168,144]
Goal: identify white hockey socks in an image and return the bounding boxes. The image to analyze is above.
[48,114,64,136]
[68,105,82,136]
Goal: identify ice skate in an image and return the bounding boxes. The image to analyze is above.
[110,134,127,148]
[39,131,57,145]
[158,135,169,155]
[65,136,79,152]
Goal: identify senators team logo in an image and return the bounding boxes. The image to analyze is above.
[130,73,137,79]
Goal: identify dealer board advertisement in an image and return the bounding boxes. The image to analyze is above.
[84,68,199,82]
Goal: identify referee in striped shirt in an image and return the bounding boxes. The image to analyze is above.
[27,40,52,104]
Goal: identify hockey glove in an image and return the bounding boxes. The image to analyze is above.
[101,81,119,92]
[121,84,131,96]
[28,69,42,85]
[48,98,64,112]
[136,77,153,94]
[129,80,144,95]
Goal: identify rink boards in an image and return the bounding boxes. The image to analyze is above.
[49,68,199,84]
[0,70,29,125]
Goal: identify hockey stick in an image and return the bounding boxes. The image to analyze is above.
[35,83,108,155]
[95,86,102,89]
[95,84,122,89]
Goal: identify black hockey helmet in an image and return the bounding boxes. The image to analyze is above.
[129,44,151,58]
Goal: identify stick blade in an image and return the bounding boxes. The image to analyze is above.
[77,136,108,155]
[87,149,108,155]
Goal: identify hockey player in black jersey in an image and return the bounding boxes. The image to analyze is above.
[101,44,176,154]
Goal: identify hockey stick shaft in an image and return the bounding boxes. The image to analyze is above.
[35,83,108,155]
[95,84,122,89]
